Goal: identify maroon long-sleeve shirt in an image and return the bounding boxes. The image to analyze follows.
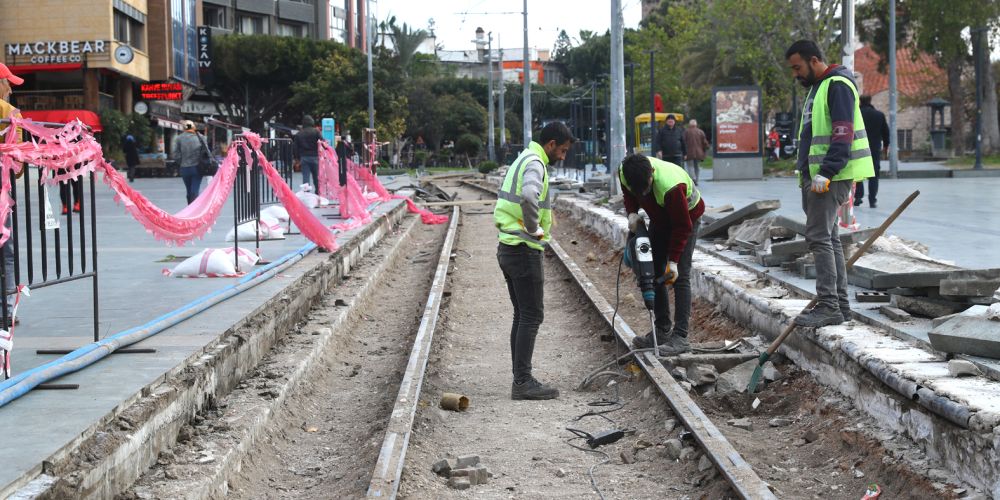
[623,185,705,262]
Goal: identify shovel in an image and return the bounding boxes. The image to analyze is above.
[747,189,920,393]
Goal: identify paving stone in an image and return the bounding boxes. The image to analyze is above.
[727,418,753,430]
[699,200,781,239]
[929,314,1000,358]
[687,364,719,386]
[432,458,455,476]
[771,215,808,235]
[715,358,759,394]
[940,278,1000,298]
[455,455,480,469]
[879,305,912,322]
[892,295,967,318]
[448,477,471,490]
[947,359,982,377]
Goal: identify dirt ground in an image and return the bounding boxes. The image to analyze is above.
[124,216,447,499]
[554,212,965,499]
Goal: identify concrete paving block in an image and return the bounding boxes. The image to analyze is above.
[948,360,982,377]
[892,295,967,319]
[455,455,480,469]
[929,315,1000,358]
[940,279,1000,298]
[769,238,809,257]
[448,477,471,490]
[856,291,890,303]
[879,305,913,322]
[699,200,780,239]
[772,215,808,235]
[432,458,456,476]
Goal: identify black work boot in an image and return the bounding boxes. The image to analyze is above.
[840,303,852,323]
[653,333,691,356]
[794,305,845,328]
[511,377,559,400]
[632,327,670,350]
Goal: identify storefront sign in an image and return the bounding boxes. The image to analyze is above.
[712,86,762,157]
[140,82,183,101]
[5,40,107,65]
[197,26,213,86]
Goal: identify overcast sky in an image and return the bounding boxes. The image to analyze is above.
[371,0,643,53]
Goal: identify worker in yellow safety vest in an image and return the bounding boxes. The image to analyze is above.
[785,40,874,328]
[494,121,574,400]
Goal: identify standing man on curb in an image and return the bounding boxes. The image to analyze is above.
[683,119,709,185]
[620,154,705,355]
[494,121,574,400]
[653,114,685,166]
[853,95,889,208]
[786,40,874,328]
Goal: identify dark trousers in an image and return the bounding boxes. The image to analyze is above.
[649,218,701,337]
[126,161,137,182]
[180,166,203,204]
[854,153,881,204]
[59,178,83,210]
[497,242,544,384]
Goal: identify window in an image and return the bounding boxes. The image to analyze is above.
[114,9,145,50]
[204,5,226,29]
[171,0,198,84]
[237,15,268,34]
[898,129,913,151]
[277,22,305,38]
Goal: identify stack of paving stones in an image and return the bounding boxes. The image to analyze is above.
[432,454,493,490]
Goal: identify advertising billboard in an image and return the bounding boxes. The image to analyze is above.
[712,86,762,157]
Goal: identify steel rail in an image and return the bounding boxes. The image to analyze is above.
[548,238,777,500]
[366,206,461,499]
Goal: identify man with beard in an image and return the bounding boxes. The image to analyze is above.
[785,40,874,328]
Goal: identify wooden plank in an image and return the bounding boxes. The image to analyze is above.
[366,207,461,499]
[550,238,776,500]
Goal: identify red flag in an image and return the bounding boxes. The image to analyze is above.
[654,93,664,113]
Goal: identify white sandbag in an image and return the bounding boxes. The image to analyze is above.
[168,248,260,277]
[259,215,286,239]
[296,190,321,208]
[226,221,260,242]
[261,205,290,222]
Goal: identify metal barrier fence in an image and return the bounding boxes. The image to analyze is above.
[258,137,293,207]
[231,139,261,268]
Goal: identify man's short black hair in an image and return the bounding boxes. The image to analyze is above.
[785,40,824,62]
[621,154,653,194]
[666,114,676,121]
[860,95,873,107]
[539,121,575,146]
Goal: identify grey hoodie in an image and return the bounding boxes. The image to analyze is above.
[171,132,206,168]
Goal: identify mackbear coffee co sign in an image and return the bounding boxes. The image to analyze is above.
[6,40,108,65]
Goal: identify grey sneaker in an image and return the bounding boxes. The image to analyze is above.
[652,333,691,356]
[511,377,559,400]
[632,327,671,350]
[794,305,845,328]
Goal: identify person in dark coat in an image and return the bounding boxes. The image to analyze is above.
[653,114,685,165]
[123,134,140,183]
[854,95,889,208]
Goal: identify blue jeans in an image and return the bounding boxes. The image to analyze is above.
[180,166,203,204]
[300,156,319,193]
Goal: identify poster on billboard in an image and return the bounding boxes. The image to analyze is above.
[712,86,762,157]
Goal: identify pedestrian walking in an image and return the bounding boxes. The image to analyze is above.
[767,127,781,161]
[853,95,889,208]
[494,121,574,400]
[653,114,685,165]
[620,155,705,354]
[0,63,23,326]
[785,40,874,328]
[293,115,321,193]
[171,120,207,204]
[682,119,709,184]
[123,134,140,183]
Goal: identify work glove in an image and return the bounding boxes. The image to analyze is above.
[529,227,545,239]
[663,261,678,285]
[627,213,642,233]
[810,174,831,193]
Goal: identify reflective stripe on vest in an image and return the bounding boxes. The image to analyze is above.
[798,75,875,182]
[619,157,701,211]
[494,146,552,250]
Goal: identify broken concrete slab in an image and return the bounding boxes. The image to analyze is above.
[879,305,913,322]
[687,364,719,386]
[771,215,808,235]
[715,358,759,394]
[948,360,983,377]
[762,362,783,382]
[699,200,780,239]
[929,314,1000,358]
[661,352,758,374]
[769,225,797,241]
[892,295,968,319]
[940,279,1000,298]
[726,217,774,248]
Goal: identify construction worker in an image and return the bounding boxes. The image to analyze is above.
[785,40,874,328]
[494,121,574,400]
[620,154,705,355]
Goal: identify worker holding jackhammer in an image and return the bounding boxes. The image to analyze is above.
[785,40,874,328]
[494,122,574,401]
[620,154,705,355]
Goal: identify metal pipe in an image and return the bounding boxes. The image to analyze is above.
[974,27,985,170]
[648,50,656,151]
[888,0,898,178]
[498,35,506,152]
[521,0,531,146]
[487,32,496,162]
[366,0,375,129]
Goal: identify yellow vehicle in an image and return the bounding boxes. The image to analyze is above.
[634,112,685,156]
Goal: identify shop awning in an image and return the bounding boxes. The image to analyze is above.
[10,63,82,74]
[20,109,102,132]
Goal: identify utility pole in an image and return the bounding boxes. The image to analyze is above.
[609,0,626,194]
[974,27,986,170]
[486,32,496,162]
[521,0,531,146]
[591,80,597,182]
[366,0,374,129]
[888,0,898,178]
[625,62,636,154]
[841,0,856,73]
[648,50,657,151]
[498,35,506,157]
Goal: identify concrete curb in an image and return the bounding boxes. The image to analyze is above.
[7,201,411,499]
[556,195,1000,495]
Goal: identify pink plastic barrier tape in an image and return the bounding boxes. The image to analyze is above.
[346,157,448,225]
[318,141,371,223]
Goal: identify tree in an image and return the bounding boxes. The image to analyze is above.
[391,22,429,77]
[553,30,573,62]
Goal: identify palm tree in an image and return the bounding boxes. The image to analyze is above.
[391,22,429,77]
